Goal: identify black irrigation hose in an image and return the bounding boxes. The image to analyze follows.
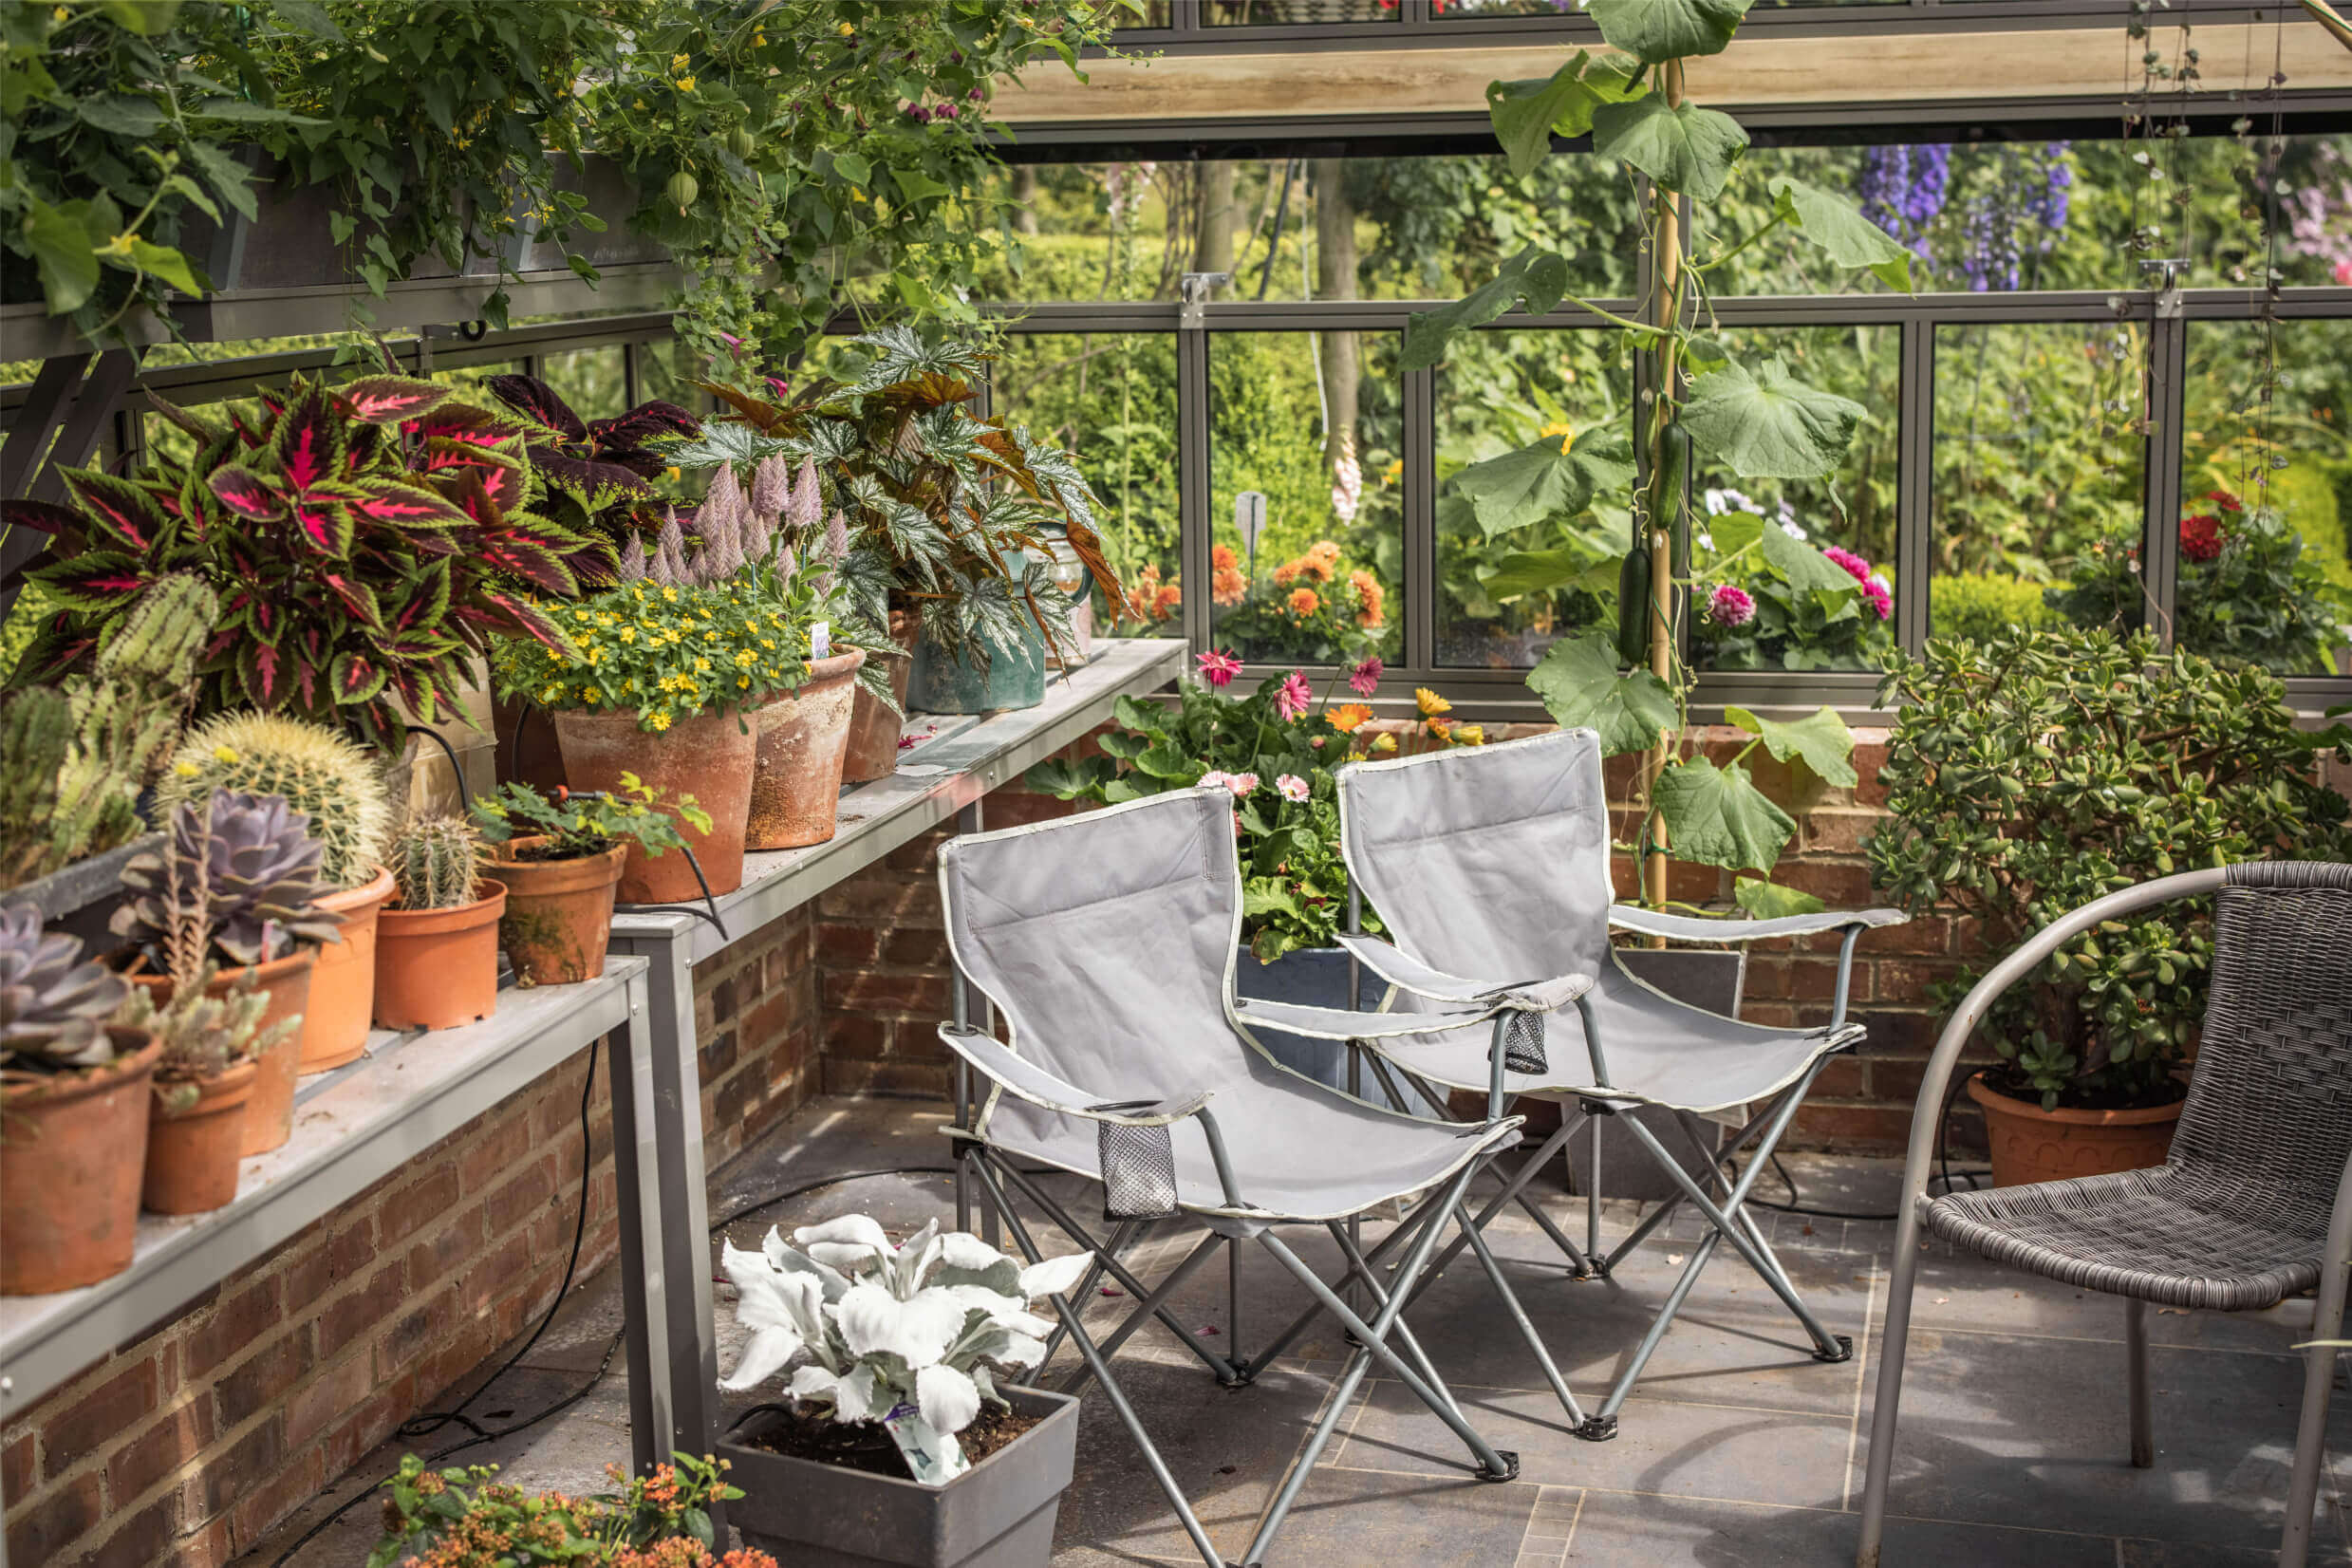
[1727,1070,1987,1223]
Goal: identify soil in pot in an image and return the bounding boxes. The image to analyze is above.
[489,839,625,986]
[125,949,314,1158]
[553,707,756,904]
[142,1058,258,1215]
[300,867,395,1074]
[844,614,919,784]
[748,648,867,850]
[375,882,508,1031]
[1,1029,162,1295]
[1967,1071,2185,1187]
[743,1405,1043,1481]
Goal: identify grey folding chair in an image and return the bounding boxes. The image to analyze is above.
[1857,860,2352,1568]
[934,786,1581,1568]
[1332,727,1907,1439]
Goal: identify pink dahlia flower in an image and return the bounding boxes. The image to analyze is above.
[1864,573,1894,621]
[1707,584,1757,628]
[1822,545,1873,586]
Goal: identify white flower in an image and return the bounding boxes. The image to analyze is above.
[1275,774,1309,803]
[1197,770,1234,792]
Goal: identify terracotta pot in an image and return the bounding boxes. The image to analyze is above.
[489,838,626,985]
[374,881,508,1031]
[489,691,569,793]
[553,707,756,904]
[141,1057,258,1215]
[300,866,395,1074]
[127,948,315,1157]
[2,1028,161,1295]
[843,614,919,784]
[747,648,867,850]
[1967,1073,2184,1188]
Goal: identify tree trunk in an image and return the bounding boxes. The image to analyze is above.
[1314,158,1359,464]
[1195,160,1237,294]
[1012,166,1039,235]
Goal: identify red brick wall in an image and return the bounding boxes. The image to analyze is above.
[5,912,814,1568]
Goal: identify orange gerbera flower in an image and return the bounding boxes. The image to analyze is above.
[1351,570,1385,628]
[1326,702,1373,734]
[1152,582,1181,617]
[1286,587,1320,617]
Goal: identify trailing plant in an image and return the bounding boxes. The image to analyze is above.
[7,373,583,751]
[1865,625,2352,1110]
[473,775,711,864]
[1401,3,1913,911]
[484,373,700,573]
[114,790,343,968]
[663,327,1122,675]
[159,712,393,889]
[0,903,131,1073]
[369,1452,765,1568]
[493,576,815,734]
[719,1214,1093,1485]
[388,813,482,912]
[0,573,215,884]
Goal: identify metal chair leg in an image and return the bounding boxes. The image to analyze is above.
[2279,1149,2352,1568]
[1854,1195,1931,1566]
[2124,1297,2155,1468]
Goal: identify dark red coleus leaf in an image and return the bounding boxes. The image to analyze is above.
[485,373,587,441]
[238,639,287,706]
[272,388,343,494]
[62,469,170,551]
[32,551,155,612]
[590,401,699,451]
[285,496,357,557]
[335,376,452,425]
[531,447,651,501]
[208,464,287,522]
[0,497,80,537]
[404,403,529,448]
[340,476,469,531]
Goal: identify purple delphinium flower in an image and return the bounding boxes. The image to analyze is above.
[1857,143,1951,267]
[1706,584,1757,628]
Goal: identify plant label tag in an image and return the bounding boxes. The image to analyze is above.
[883,1403,969,1486]
[1234,491,1267,553]
[811,621,831,660]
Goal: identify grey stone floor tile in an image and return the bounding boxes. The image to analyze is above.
[1559,1489,2119,1567]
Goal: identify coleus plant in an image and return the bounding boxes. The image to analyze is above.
[483,373,700,580]
[1404,0,1912,914]
[656,327,1125,672]
[6,373,581,752]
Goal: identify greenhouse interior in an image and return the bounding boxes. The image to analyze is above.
[6,2,2352,1565]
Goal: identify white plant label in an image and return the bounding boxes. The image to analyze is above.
[1233,491,1267,555]
[884,1401,969,1484]
[811,621,831,660]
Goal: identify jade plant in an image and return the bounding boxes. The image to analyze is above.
[473,775,710,864]
[388,814,484,912]
[719,1215,1092,1484]
[114,791,344,970]
[1865,626,2352,1110]
[1401,1,1916,914]
[0,903,131,1073]
[159,713,394,890]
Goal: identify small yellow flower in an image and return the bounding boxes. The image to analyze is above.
[737,675,752,688]
[1539,420,1576,454]
[1453,724,1485,746]
[665,466,681,483]
[619,625,637,643]
[52,6,69,21]
[838,20,854,34]
[650,711,672,731]
[1372,734,1398,755]
[173,760,201,778]
[677,76,696,93]
[696,658,711,673]
[1414,688,1451,718]
[212,745,240,764]
[670,52,690,71]
[663,587,679,602]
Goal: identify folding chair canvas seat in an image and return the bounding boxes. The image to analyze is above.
[1333,727,1907,1437]
[933,786,1585,1568]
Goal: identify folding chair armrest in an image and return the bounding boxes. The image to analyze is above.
[1334,933,1593,1013]
[1607,905,1909,943]
[1232,995,1504,1040]
[934,1024,1209,1126]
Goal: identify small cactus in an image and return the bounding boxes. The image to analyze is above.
[390,814,483,910]
[159,714,393,889]
[118,961,294,1086]
[0,903,131,1072]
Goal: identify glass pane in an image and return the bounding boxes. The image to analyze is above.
[2178,318,2352,674]
[432,360,522,400]
[1204,0,1395,22]
[1930,322,2148,645]
[1691,325,1901,672]
[1208,330,1402,666]
[635,335,710,414]
[990,332,1182,639]
[1434,327,1629,668]
[538,345,625,420]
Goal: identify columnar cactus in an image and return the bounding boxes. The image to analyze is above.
[0,903,131,1071]
[389,814,483,910]
[159,714,393,889]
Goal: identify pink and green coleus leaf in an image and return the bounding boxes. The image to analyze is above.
[207,463,287,522]
[271,389,344,494]
[329,650,388,706]
[340,476,469,531]
[236,638,289,707]
[31,550,155,611]
[334,376,451,425]
[320,572,383,631]
[62,468,171,551]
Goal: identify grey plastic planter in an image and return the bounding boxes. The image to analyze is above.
[1232,943,1423,1112]
[719,1386,1079,1568]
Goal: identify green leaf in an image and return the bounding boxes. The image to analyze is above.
[1767,176,1913,291]
[1485,51,1643,177]
[1702,510,1764,561]
[1654,757,1796,872]
[111,238,203,296]
[267,0,345,41]
[1479,545,1618,604]
[1242,883,1301,922]
[20,197,100,314]
[833,150,871,187]
[1725,703,1859,788]
[1401,245,1568,371]
[1526,631,1680,756]
[1681,356,1864,479]
[94,0,180,35]
[1586,0,1754,65]
[76,95,166,137]
[1733,878,1827,919]
[1446,427,1635,539]
[891,167,952,205]
[1024,757,1104,797]
[1591,95,1747,202]
[1759,518,1864,596]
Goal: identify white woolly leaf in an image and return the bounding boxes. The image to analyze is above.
[916,1364,981,1435]
[835,1282,968,1370]
[1017,1252,1094,1303]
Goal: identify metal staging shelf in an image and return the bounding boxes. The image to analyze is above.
[0,959,648,1418]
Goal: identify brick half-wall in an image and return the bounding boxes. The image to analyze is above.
[5,908,816,1568]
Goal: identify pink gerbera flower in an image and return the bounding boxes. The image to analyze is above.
[1195,648,1243,689]
[1707,584,1757,628]
[1276,774,1310,802]
[1348,656,1384,698]
[1274,670,1313,722]
[1225,772,1260,796]
[1821,545,1874,586]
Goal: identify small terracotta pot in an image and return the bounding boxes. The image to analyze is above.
[127,948,316,1157]
[374,881,508,1031]
[747,647,867,850]
[2,1028,161,1295]
[842,614,918,784]
[300,866,395,1074]
[1967,1073,2184,1188]
[553,707,756,904]
[489,838,626,985]
[142,1057,259,1215]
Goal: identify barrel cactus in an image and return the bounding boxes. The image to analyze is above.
[114,791,344,967]
[159,714,393,889]
[390,814,483,910]
[0,903,131,1071]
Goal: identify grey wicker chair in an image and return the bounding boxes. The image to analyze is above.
[1857,860,2352,1568]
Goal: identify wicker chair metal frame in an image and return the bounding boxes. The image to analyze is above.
[1856,861,2352,1568]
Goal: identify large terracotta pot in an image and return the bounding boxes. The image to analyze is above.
[843,614,919,784]
[747,648,866,850]
[300,866,395,1074]
[488,838,626,986]
[142,1057,258,1215]
[128,948,315,1157]
[490,691,569,793]
[1,1029,161,1295]
[553,707,756,903]
[1967,1073,2183,1188]
[374,881,508,1031]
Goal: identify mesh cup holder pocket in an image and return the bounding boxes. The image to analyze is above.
[1093,1103,1180,1221]
[1501,1008,1549,1076]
